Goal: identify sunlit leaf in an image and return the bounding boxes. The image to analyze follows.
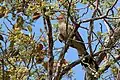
[17,16,24,25]
[0,6,6,18]
[27,25,32,32]
[97,31,102,36]
[81,0,88,4]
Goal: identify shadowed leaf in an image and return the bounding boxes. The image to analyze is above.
[0,35,4,41]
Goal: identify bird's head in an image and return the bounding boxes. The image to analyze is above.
[57,14,65,23]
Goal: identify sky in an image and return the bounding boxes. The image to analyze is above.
[0,1,120,80]
[32,3,93,80]
[32,4,86,79]
[32,2,120,80]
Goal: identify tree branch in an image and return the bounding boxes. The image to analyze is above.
[60,58,82,77]
[80,15,107,24]
[106,0,118,16]
[99,54,120,75]
[89,1,118,33]
[54,0,74,79]
[97,27,120,65]
[88,0,99,56]
[45,15,54,80]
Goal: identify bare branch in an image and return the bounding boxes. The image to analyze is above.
[89,1,115,33]
[87,0,99,56]
[106,0,118,16]
[99,54,120,74]
[44,8,54,79]
[60,58,82,77]
[80,15,107,23]
[97,27,120,65]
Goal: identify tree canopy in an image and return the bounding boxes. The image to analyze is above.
[0,0,120,80]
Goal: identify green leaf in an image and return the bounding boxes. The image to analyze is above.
[81,0,88,4]
[27,25,32,32]
[53,24,58,28]
[9,41,15,47]
[97,31,102,36]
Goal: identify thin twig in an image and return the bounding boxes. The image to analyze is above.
[88,0,99,56]
[106,0,118,16]
[89,1,115,33]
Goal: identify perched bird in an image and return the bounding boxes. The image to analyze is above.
[57,14,88,57]
[57,14,99,77]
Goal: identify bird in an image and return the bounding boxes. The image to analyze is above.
[57,14,99,74]
[57,14,88,57]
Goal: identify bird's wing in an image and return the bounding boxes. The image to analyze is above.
[70,31,88,56]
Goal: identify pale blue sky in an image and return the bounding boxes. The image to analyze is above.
[0,1,120,80]
[32,3,92,80]
[32,2,120,80]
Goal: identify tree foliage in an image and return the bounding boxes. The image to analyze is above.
[0,0,120,80]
